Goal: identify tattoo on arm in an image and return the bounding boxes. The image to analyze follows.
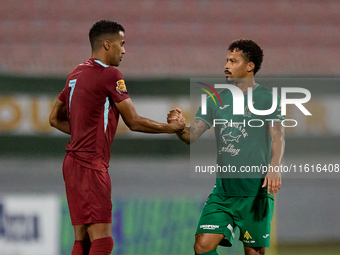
[190,119,209,140]
[177,119,209,144]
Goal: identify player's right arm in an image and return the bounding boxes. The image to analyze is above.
[49,99,70,135]
[167,108,209,144]
[115,98,185,133]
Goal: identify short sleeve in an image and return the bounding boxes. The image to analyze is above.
[58,87,67,103]
[104,68,130,102]
[267,94,285,122]
[194,95,216,128]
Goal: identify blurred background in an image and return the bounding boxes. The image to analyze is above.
[0,0,339,254]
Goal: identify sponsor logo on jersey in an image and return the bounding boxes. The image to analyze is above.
[222,132,241,144]
[243,240,256,243]
[220,123,248,138]
[221,144,240,156]
[219,124,248,157]
[243,230,256,243]
[116,80,127,94]
[200,224,220,230]
[219,104,230,110]
[263,234,270,238]
[244,230,252,240]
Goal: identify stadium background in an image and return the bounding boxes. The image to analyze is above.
[0,0,339,254]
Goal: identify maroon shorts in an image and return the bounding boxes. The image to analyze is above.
[63,154,112,225]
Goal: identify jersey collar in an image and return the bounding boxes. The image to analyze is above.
[243,83,259,94]
[94,59,109,68]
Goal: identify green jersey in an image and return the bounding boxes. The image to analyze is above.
[195,84,285,197]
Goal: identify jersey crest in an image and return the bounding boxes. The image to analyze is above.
[116,79,127,94]
[244,101,254,118]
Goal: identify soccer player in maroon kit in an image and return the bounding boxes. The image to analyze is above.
[49,20,185,255]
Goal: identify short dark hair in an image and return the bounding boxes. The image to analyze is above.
[89,20,125,51]
[228,39,263,75]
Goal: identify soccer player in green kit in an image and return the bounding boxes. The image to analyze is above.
[168,39,285,255]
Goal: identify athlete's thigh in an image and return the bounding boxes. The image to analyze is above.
[195,233,224,253]
[73,224,91,241]
[196,193,236,247]
[236,196,274,248]
[244,246,265,255]
[87,223,112,242]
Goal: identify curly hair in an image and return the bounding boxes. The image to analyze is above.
[89,20,125,51]
[228,39,263,75]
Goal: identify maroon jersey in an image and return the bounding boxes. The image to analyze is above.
[58,58,129,171]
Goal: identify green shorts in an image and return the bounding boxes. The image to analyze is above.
[196,193,274,247]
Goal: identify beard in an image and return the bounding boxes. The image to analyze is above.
[225,77,247,86]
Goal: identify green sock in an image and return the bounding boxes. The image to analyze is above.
[196,248,219,255]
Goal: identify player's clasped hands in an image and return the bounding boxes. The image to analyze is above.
[167,108,186,133]
[167,108,185,123]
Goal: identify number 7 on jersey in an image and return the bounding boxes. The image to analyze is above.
[68,79,77,117]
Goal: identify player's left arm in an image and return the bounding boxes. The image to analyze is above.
[49,99,70,135]
[115,98,185,133]
[262,122,285,195]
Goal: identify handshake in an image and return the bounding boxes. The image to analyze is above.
[167,108,186,133]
